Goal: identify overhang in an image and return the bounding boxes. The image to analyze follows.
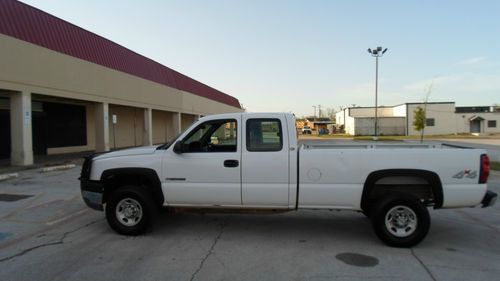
[0,0,241,108]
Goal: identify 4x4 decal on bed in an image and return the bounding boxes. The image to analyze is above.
[453,170,477,179]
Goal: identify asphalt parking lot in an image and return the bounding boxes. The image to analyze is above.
[0,165,499,281]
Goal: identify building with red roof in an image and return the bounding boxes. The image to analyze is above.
[0,0,242,165]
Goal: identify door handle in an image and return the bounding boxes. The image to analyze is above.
[224,159,239,168]
[165,178,186,181]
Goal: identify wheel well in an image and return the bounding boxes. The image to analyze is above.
[100,168,164,207]
[361,169,443,211]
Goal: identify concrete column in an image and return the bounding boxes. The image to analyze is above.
[143,108,153,146]
[172,112,181,135]
[95,102,110,152]
[10,91,33,166]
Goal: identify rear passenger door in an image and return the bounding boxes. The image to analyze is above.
[241,115,290,207]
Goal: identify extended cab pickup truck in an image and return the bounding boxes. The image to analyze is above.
[80,112,497,247]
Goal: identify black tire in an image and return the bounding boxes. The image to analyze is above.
[105,186,157,235]
[371,193,430,247]
[361,203,373,218]
[361,209,371,218]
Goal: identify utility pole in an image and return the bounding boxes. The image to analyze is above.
[367,46,388,140]
[318,104,322,118]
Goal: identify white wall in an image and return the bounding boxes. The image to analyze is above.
[335,109,347,126]
[337,103,500,136]
[345,114,356,135]
[349,107,394,117]
[392,104,407,117]
[455,112,500,134]
[353,117,405,136]
[406,103,456,135]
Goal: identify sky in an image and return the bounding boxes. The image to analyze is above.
[20,0,500,117]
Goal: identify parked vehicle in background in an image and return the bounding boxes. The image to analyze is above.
[319,128,329,135]
[80,112,497,247]
[302,126,312,134]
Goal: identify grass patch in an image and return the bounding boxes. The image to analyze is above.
[491,161,500,171]
[317,134,352,138]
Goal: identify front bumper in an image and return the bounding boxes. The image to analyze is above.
[481,190,498,208]
[80,179,104,211]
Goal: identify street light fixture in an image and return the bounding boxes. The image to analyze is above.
[367,46,388,139]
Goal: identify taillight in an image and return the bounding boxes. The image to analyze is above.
[479,154,490,184]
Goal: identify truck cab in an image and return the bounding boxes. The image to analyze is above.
[163,113,297,208]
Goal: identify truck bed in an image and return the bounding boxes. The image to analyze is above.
[297,142,486,210]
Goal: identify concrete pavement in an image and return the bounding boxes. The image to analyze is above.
[0,166,499,281]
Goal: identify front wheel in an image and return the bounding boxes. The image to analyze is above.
[105,186,157,235]
[371,194,430,247]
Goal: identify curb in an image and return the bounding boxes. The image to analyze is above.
[0,172,19,181]
[40,164,76,173]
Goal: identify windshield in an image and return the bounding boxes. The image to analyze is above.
[156,131,184,150]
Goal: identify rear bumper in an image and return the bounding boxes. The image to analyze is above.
[81,179,104,211]
[481,190,498,208]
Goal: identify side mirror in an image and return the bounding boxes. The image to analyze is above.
[173,141,184,154]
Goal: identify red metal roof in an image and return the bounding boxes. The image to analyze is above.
[0,0,241,108]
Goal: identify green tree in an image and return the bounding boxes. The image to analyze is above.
[413,106,426,142]
[413,81,434,143]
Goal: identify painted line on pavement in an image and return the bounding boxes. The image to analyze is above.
[0,173,19,181]
[40,164,76,173]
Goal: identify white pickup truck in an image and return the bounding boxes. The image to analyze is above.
[80,112,497,247]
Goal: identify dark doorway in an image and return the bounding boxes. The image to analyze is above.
[43,102,87,148]
[0,110,10,159]
[469,116,484,134]
[0,101,87,160]
[0,107,49,158]
[32,111,47,155]
[470,120,481,133]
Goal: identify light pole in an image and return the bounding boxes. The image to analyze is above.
[367,46,388,139]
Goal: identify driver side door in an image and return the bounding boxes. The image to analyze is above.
[163,118,242,206]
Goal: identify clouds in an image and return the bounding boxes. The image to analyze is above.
[455,57,487,65]
[405,73,500,93]
[403,73,500,104]
[337,71,500,109]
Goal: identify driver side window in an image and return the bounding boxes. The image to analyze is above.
[183,119,237,153]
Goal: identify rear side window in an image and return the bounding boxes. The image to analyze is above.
[246,119,283,152]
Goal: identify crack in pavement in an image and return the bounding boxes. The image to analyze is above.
[410,248,437,281]
[189,222,225,281]
[0,220,100,263]
[309,275,400,280]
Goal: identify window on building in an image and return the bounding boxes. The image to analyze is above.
[182,119,237,153]
[426,118,435,126]
[246,119,283,152]
[488,120,497,128]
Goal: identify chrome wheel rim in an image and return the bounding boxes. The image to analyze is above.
[116,198,143,227]
[385,205,418,237]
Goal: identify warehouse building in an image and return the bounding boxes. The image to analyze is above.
[336,102,500,136]
[0,0,242,166]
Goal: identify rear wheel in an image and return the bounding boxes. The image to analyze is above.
[371,194,430,247]
[105,186,157,235]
